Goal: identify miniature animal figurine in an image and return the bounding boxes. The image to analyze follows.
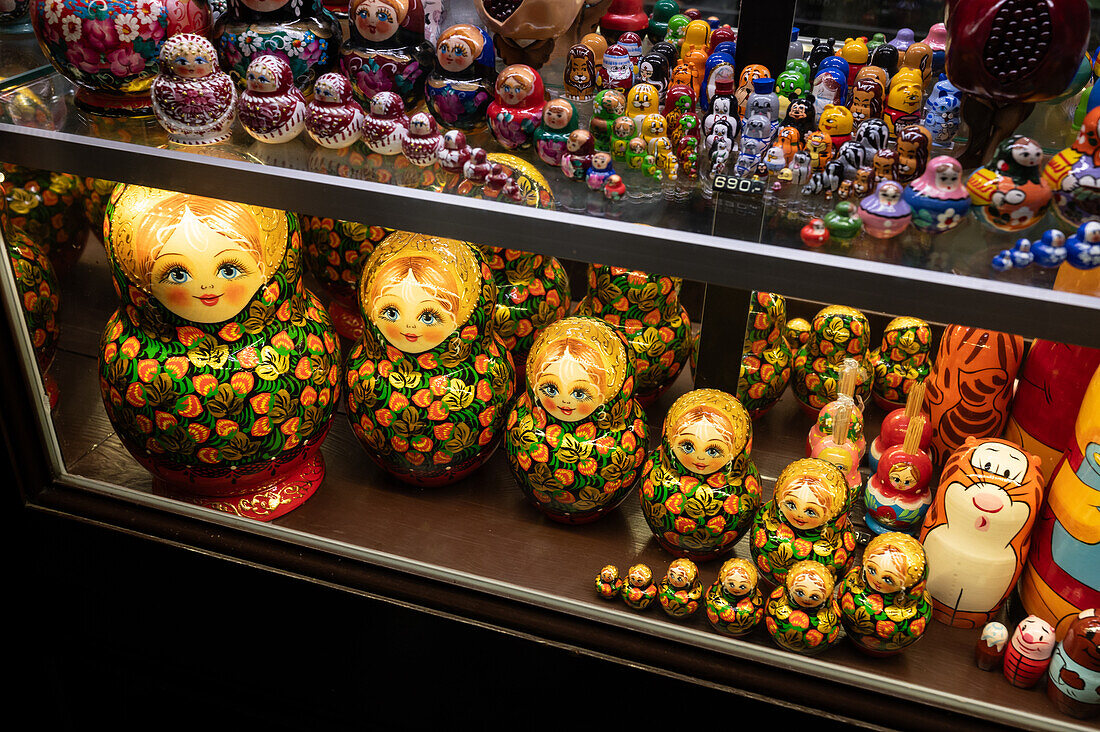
[658,558,703,618]
[923,76,962,149]
[238,54,307,143]
[849,77,884,129]
[362,90,409,154]
[706,558,764,638]
[563,43,597,102]
[596,565,623,600]
[401,111,443,166]
[895,126,931,183]
[764,560,843,655]
[976,621,1010,670]
[1047,609,1100,718]
[152,34,236,146]
[621,563,658,609]
[823,201,862,239]
[819,104,854,148]
[1004,615,1057,688]
[884,68,924,138]
[305,72,366,149]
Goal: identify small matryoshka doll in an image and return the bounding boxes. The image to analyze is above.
[637,52,671,101]
[238,54,308,144]
[99,186,342,520]
[735,63,769,117]
[903,155,970,234]
[977,621,1010,671]
[895,125,931,184]
[818,104,853,149]
[591,89,628,152]
[505,316,648,524]
[925,325,1024,472]
[658,557,702,618]
[919,437,1043,628]
[738,291,793,418]
[534,98,580,167]
[869,316,932,410]
[859,180,912,239]
[345,232,515,486]
[621,563,657,610]
[0,165,88,278]
[425,24,497,132]
[806,359,866,463]
[562,43,597,102]
[595,564,623,600]
[966,135,1053,233]
[340,0,434,109]
[626,83,660,130]
[560,129,596,182]
[864,416,933,535]
[487,64,546,151]
[1004,615,1057,689]
[576,265,693,405]
[600,44,634,92]
[1047,609,1100,718]
[480,246,570,383]
[639,389,761,561]
[751,458,856,587]
[213,0,341,97]
[792,305,873,416]
[152,34,237,147]
[300,216,392,341]
[872,148,897,182]
[706,558,764,637]
[838,532,932,656]
[5,224,61,408]
[764,559,843,655]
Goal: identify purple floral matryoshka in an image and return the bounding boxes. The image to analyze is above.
[339,0,434,109]
[425,23,496,132]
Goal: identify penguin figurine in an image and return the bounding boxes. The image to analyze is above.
[305,73,366,149]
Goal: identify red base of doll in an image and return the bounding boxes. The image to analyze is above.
[327,299,365,342]
[140,426,330,521]
[43,371,59,410]
[74,88,154,117]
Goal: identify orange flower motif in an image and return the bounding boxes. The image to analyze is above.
[706,515,726,535]
[406,451,425,466]
[164,357,189,380]
[389,392,410,411]
[375,409,394,427]
[135,359,159,383]
[176,327,203,347]
[578,457,597,475]
[664,493,684,514]
[230,371,255,395]
[301,386,317,406]
[251,417,272,437]
[411,436,433,452]
[197,447,219,464]
[280,417,300,436]
[187,423,209,443]
[460,326,478,340]
[125,382,146,407]
[135,414,153,434]
[554,468,575,486]
[674,516,696,534]
[476,379,492,403]
[411,388,432,408]
[479,405,497,427]
[776,524,795,540]
[478,427,493,446]
[474,354,490,374]
[175,394,202,418]
[219,322,243,342]
[875,619,896,638]
[359,361,377,379]
[789,610,810,629]
[805,629,824,647]
[427,400,450,421]
[530,444,550,463]
[121,336,141,358]
[155,411,178,432]
[793,538,812,558]
[237,347,260,369]
[276,300,292,321]
[295,357,312,380]
[192,374,217,397]
[433,451,452,464]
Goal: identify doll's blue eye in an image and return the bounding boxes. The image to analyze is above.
[217,263,243,280]
[418,309,440,326]
[165,267,190,284]
[679,441,694,454]
[705,447,722,458]
[539,384,559,398]
[379,306,399,321]
[571,388,591,402]
[194,56,207,65]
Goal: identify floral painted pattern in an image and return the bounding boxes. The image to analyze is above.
[792,305,873,413]
[217,27,334,93]
[869,317,932,409]
[705,583,764,637]
[300,215,391,306]
[1,164,88,275]
[838,565,931,655]
[750,500,856,586]
[425,76,492,132]
[340,45,429,109]
[81,177,118,236]
[576,265,693,405]
[764,584,842,654]
[738,292,792,418]
[6,224,60,375]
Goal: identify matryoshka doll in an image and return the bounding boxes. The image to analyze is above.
[575,265,693,405]
[919,437,1043,628]
[340,0,434,109]
[639,389,761,561]
[99,186,342,520]
[883,68,923,139]
[791,305,873,416]
[425,24,497,132]
[924,325,1024,472]
[895,125,931,184]
[487,64,545,151]
[591,89,629,152]
[299,216,392,341]
[864,415,933,535]
[965,135,1053,233]
[152,34,237,147]
[706,558,764,638]
[808,399,863,492]
[838,532,932,656]
[751,458,856,587]
[869,381,932,472]
[848,77,884,130]
[806,359,866,465]
[5,224,61,408]
[621,563,657,610]
[764,560,843,655]
[595,564,623,599]
[1047,609,1100,718]
[1004,615,1057,688]
[505,316,648,524]
[345,232,515,486]
[480,246,570,384]
[214,0,342,96]
[600,44,634,92]
[560,130,596,182]
[1,165,88,278]
[859,180,912,239]
[869,316,932,410]
[658,557,702,618]
[737,291,792,418]
[534,98,579,167]
[1042,105,1100,228]
[903,155,970,234]
[977,621,1009,670]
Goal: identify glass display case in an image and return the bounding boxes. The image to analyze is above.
[4,1,1100,728]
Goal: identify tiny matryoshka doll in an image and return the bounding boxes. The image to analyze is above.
[706,558,764,637]
[883,68,923,139]
[5,224,61,408]
[345,232,515,486]
[895,125,931,184]
[977,621,1010,670]
[576,265,693,405]
[505,316,648,524]
[1005,615,1057,688]
[903,155,970,234]
[838,532,932,656]
[751,458,856,586]
[425,24,497,132]
[966,135,1053,233]
[595,564,623,599]
[658,557,703,618]
[738,291,793,418]
[534,98,580,167]
[1047,609,1100,718]
[238,54,308,144]
[480,246,570,383]
[621,563,657,610]
[214,0,342,97]
[919,437,1043,628]
[639,389,761,561]
[864,415,933,535]
[792,305,873,416]
[869,316,932,410]
[340,0,435,109]
[487,64,546,151]
[849,77,884,129]
[591,89,628,152]
[764,559,843,655]
[859,180,912,239]
[925,325,1024,472]
[99,186,342,520]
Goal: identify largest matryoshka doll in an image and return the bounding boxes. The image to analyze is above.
[99,186,342,520]
[575,264,693,406]
[505,316,648,524]
[345,232,515,486]
[339,0,435,110]
[639,389,762,560]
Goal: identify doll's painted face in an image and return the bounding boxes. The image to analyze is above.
[534,349,605,422]
[863,547,907,594]
[933,162,961,190]
[720,565,753,596]
[788,570,828,608]
[438,36,475,73]
[242,0,289,11]
[667,559,696,588]
[628,565,651,587]
[370,259,460,354]
[542,101,571,130]
[497,73,533,107]
[672,411,734,475]
[888,462,919,491]
[245,59,282,93]
[777,478,831,530]
[149,208,265,324]
[353,0,403,43]
[888,80,922,113]
[163,40,216,79]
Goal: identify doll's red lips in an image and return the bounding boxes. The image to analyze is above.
[196,294,222,306]
[558,406,574,415]
[403,333,419,341]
